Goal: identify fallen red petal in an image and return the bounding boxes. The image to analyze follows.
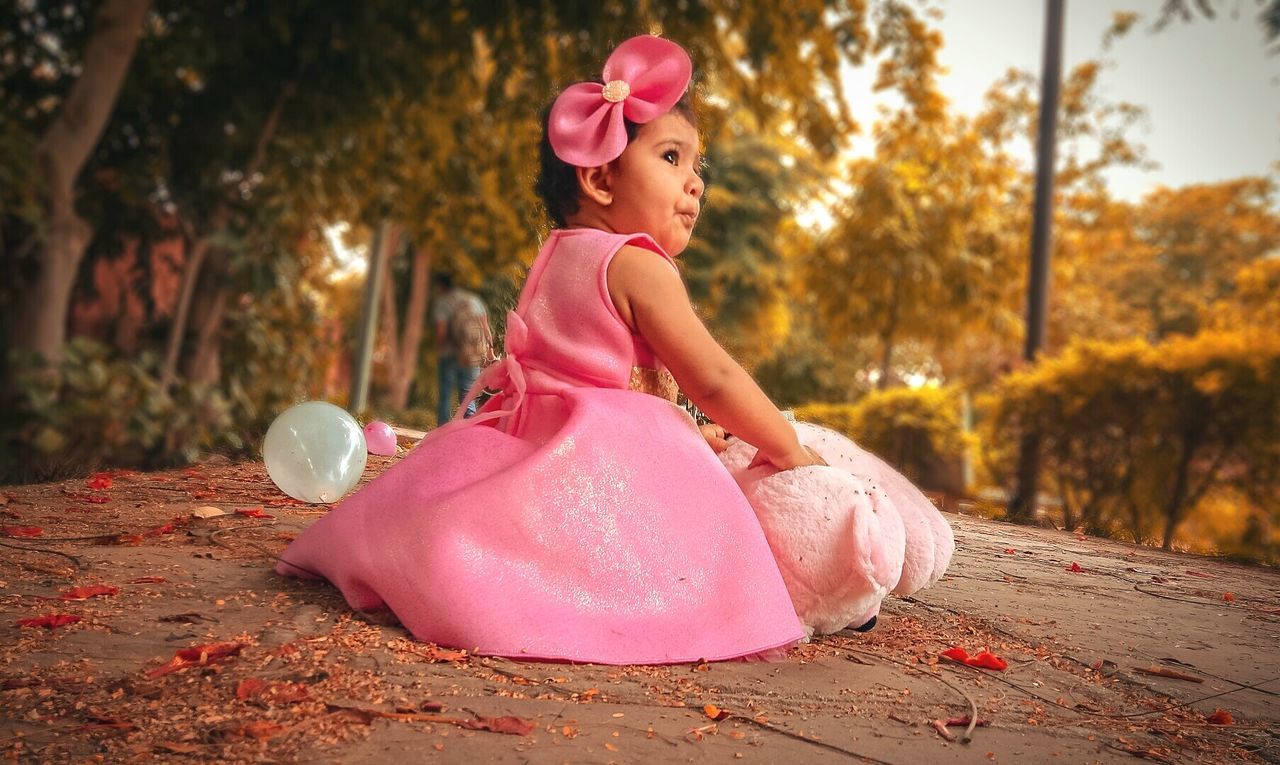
[967,650,1009,671]
[59,584,119,601]
[145,522,175,536]
[1207,709,1234,725]
[1067,562,1084,573]
[941,646,1007,671]
[146,642,244,678]
[17,614,82,630]
[87,474,114,490]
[2,526,43,537]
[235,507,275,519]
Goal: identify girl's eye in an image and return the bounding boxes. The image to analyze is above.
[662,150,679,165]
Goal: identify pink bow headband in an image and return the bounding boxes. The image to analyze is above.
[548,35,692,167]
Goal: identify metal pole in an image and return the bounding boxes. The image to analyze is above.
[1008,0,1064,522]
[349,220,390,414]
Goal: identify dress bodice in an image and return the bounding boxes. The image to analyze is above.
[506,228,674,396]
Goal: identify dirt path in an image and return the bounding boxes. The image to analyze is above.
[2,457,1277,763]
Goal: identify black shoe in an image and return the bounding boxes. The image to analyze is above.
[852,615,877,633]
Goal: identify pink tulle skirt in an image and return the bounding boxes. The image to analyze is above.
[277,388,806,664]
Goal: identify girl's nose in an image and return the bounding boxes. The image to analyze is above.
[687,171,704,199]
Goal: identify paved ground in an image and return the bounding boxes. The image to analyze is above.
[1,455,1277,763]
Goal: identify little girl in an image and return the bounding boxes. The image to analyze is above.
[278,36,852,664]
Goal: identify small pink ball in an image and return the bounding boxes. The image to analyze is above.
[363,420,397,456]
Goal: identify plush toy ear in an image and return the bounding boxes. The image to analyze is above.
[576,164,614,206]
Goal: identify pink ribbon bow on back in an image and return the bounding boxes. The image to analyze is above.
[455,311,530,426]
[548,35,692,167]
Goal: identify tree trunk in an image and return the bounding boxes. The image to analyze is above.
[184,261,230,385]
[159,83,292,391]
[384,237,432,410]
[159,218,218,390]
[1161,432,1198,550]
[377,228,403,401]
[877,261,902,390]
[13,0,152,364]
[349,222,390,413]
[878,330,895,391]
[1057,467,1076,532]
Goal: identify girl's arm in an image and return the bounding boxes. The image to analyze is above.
[608,246,819,470]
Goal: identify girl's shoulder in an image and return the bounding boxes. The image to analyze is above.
[605,240,685,334]
[550,227,670,260]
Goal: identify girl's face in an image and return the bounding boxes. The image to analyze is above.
[604,111,705,256]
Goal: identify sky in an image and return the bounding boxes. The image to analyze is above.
[844,0,1280,201]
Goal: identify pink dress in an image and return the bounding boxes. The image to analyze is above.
[277,228,806,664]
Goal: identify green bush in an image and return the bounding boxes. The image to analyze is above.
[753,331,875,407]
[1,339,239,483]
[981,328,1280,551]
[794,385,971,491]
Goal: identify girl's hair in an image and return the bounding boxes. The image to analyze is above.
[535,95,699,229]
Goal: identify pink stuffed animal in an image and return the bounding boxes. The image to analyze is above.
[719,422,955,636]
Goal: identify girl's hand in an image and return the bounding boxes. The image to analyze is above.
[748,445,827,471]
[699,423,729,454]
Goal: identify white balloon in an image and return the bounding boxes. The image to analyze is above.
[263,401,367,503]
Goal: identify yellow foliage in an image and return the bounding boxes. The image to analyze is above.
[1051,179,1279,344]
[1175,488,1280,564]
[1175,489,1251,556]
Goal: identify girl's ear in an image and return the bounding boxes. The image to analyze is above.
[576,164,613,206]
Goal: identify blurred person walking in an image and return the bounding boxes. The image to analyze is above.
[432,273,492,424]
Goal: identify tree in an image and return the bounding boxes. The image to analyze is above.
[681,127,818,366]
[802,22,1155,391]
[2,0,152,366]
[1050,178,1279,343]
[147,1,459,388]
[3,0,973,473]
[807,115,1021,389]
[377,229,430,412]
[1153,0,1280,53]
[985,330,1280,548]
